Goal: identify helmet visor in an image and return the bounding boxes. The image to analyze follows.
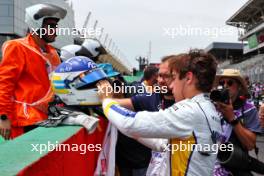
[75,68,107,89]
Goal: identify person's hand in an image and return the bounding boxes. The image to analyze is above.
[216,99,235,123]
[259,104,264,128]
[0,118,11,140]
[96,80,114,100]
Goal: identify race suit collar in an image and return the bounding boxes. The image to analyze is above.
[190,93,209,101]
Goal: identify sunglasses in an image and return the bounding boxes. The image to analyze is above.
[219,79,235,87]
[158,73,172,79]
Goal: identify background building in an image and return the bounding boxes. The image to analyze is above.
[0,0,75,57]
[226,0,264,82]
[205,42,244,67]
[0,0,131,74]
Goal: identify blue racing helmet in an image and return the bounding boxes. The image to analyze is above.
[51,56,108,105]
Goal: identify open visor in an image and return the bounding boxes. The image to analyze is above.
[75,68,107,89]
[33,4,67,20]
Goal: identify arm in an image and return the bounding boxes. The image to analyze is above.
[112,93,152,112]
[259,104,264,128]
[217,102,257,150]
[98,80,154,111]
[96,80,135,111]
[113,98,135,111]
[102,98,194,139]
[0,42,25,139]
[136,138,168,151]
[232,123,256,150]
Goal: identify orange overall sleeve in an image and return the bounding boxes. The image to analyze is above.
[0,41,25,120]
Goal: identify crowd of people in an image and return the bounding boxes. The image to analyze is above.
[0,3,264,176]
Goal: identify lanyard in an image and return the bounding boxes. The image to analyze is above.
[161,99,165,110]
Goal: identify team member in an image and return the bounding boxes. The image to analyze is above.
[0,4,67,139]
[106,56,174,176]
[98,50,222,176]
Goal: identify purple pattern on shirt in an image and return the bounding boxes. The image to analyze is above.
[233,101,255,118]
[220,100,255,143]
[214,162,231,176]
